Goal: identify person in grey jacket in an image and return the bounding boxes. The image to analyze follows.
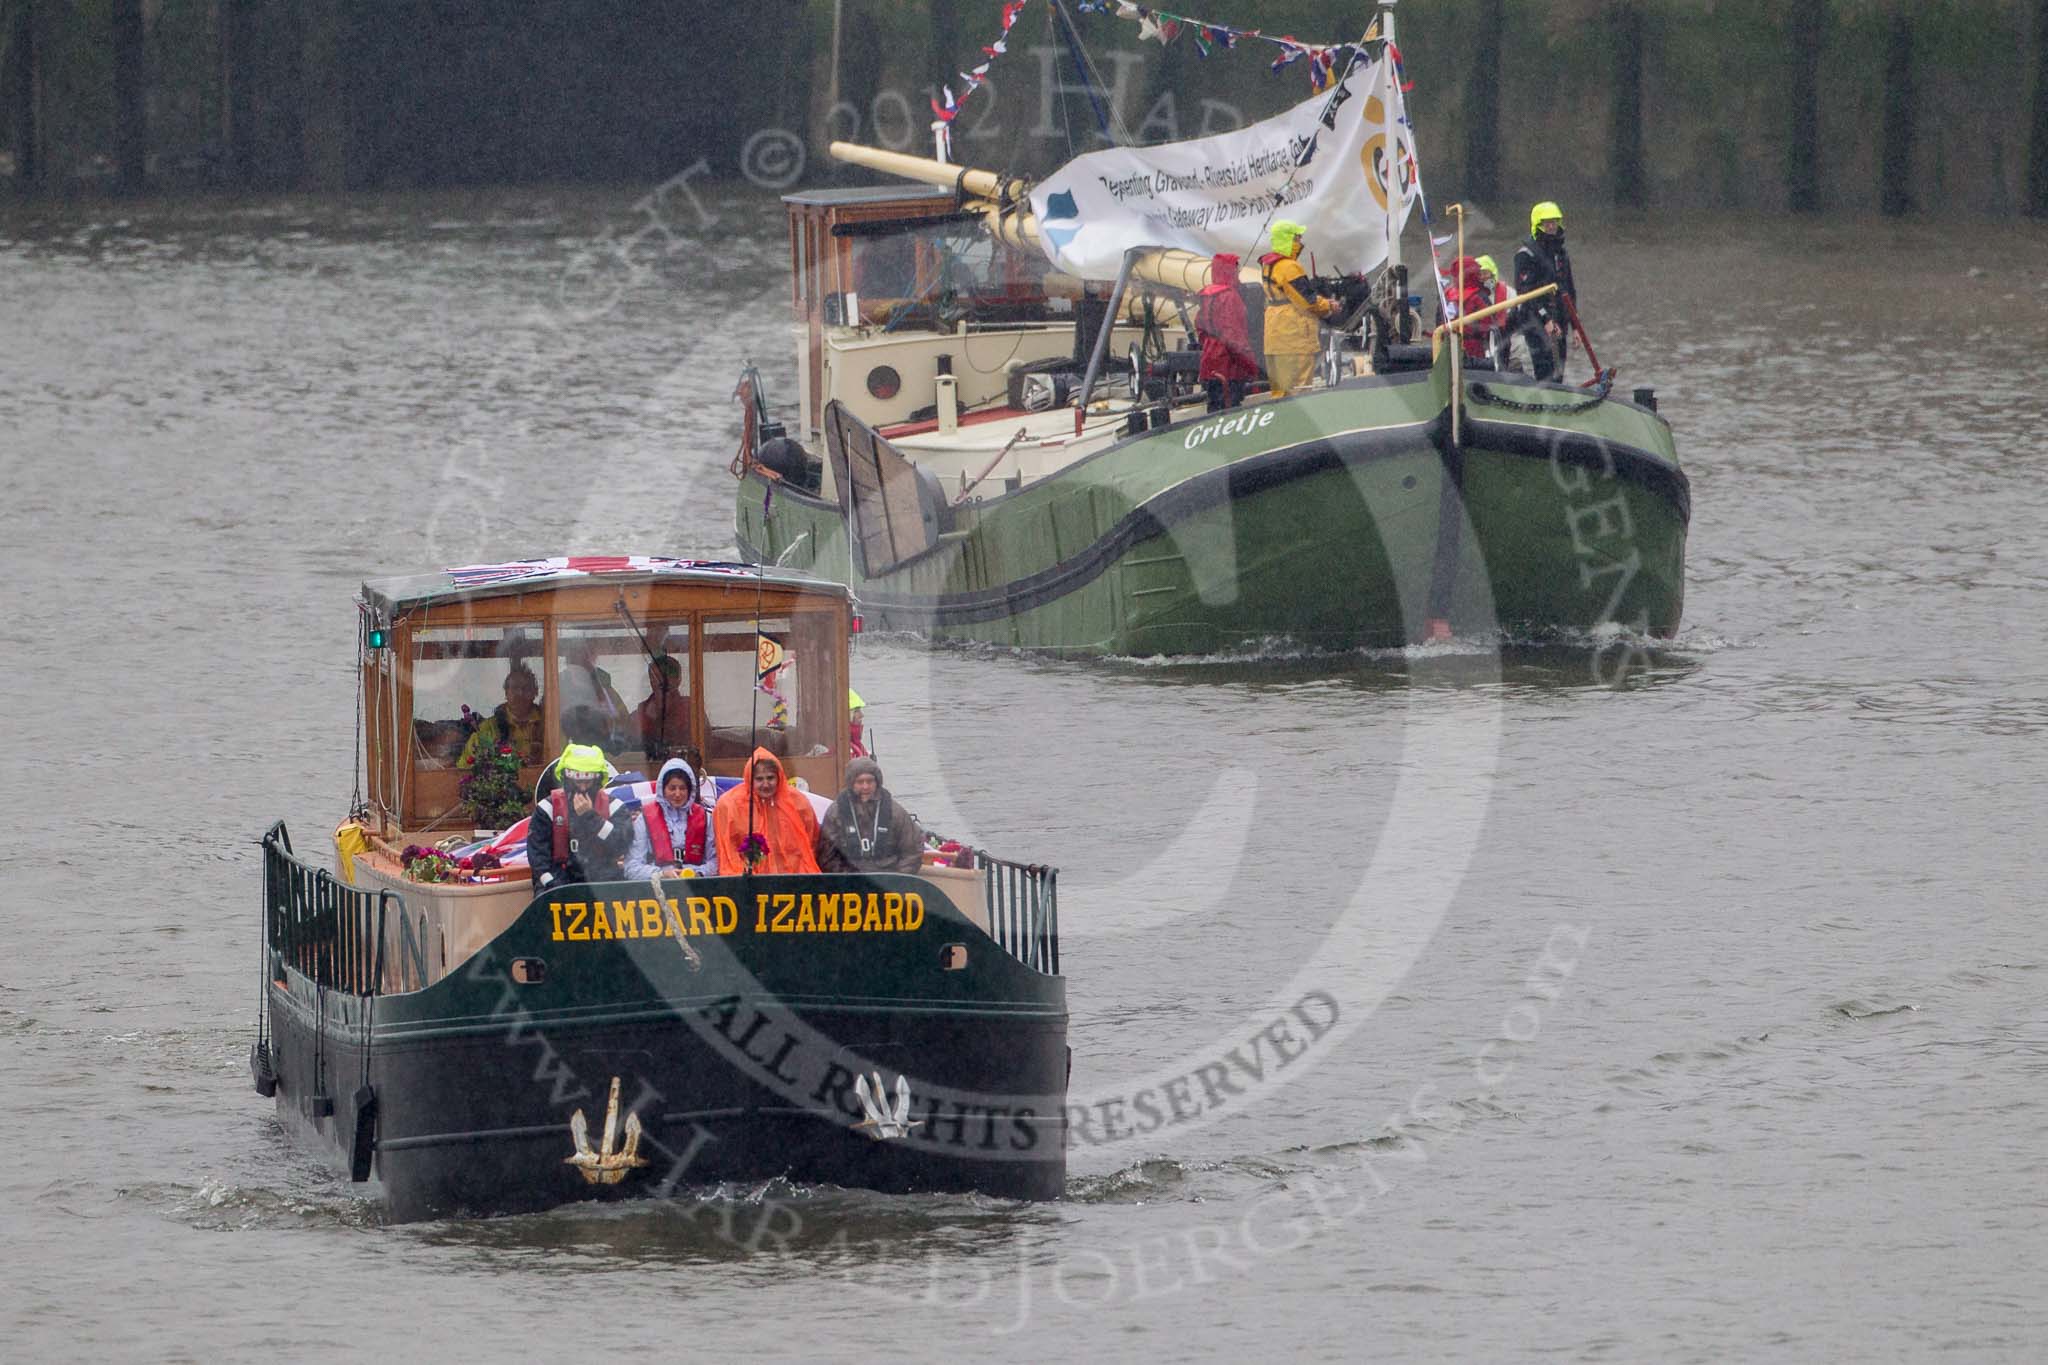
[624,757,719,880]
[815,757,925,874]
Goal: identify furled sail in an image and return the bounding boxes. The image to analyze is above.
[1024,53,1417,281]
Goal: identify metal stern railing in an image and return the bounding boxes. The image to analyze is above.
[261,821,398,996]
[976,852,1059,975]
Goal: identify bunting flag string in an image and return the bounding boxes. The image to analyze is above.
[1073,1,1389,91]
[930,0,1035,127]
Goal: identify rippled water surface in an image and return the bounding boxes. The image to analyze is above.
[3,188,2045,1361]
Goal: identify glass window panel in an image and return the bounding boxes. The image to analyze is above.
[574,618,694,774]
[556,618,693,775]
[409,624,544,770]
[702,617,832,766]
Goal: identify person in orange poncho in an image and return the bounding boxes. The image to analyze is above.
[714,747,823,875]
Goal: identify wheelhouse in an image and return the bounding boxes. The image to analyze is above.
[358,559,851,840]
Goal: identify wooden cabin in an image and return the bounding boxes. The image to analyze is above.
[329,557,995,992]
[358,559,851,842]
[782,185,1145,446]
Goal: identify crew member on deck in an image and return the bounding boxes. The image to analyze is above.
[1196,252,1257,411]
[527,744,632,890]
[1512,202,1578,382]
[848,688,870,759]
[715,747,823,875]
[816,757,925,875]
[1258,220,1334,398]
[625,757,718,880]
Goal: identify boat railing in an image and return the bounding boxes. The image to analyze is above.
[976,851,1059,975]
[261,821,402,997]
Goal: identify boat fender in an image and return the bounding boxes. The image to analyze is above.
[349,1085,379,1182]
[249,1039,277,1097]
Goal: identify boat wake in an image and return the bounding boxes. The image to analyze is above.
[122,1177,384,1232]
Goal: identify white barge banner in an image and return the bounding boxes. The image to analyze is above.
[1026,57,1418,281]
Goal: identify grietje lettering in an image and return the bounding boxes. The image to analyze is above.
[1183,406,1276,450]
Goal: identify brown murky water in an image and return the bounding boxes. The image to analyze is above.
[4,186,2046,1360]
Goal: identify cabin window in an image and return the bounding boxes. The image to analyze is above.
[556,617,693,773]
[700,615,836,769]
[409,624,545,771]
[852,233,917,299]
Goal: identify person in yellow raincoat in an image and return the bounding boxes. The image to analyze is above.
[1258,219,1334,397]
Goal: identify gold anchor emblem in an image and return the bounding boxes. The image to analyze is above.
[564,1076,649,1185]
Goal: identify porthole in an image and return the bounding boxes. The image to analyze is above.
[866,365,901,400]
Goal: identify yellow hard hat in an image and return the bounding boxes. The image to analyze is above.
[848,688,865,710]
[1530,201,1564,235]
[1270,219,1306,252]
[1476,254,1500,279]
[559,743,608,778]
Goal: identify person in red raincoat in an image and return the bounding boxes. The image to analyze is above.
[1445,256,1494,362]
[1195,252,1258,412]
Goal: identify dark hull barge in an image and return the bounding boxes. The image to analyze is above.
[252,560,1066,1220]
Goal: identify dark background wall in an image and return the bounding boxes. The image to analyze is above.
[3,0,2045,216]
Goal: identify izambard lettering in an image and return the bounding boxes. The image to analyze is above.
[546,890,926,942]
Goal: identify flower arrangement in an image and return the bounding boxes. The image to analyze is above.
[459,741,526,831]
[739,832,769,871]
[455,850,503,877]
[400,844,456,883]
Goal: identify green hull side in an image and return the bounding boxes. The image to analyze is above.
[737,372,1687,655]
[1458,447,1687,637]
[1456,380,1687,636]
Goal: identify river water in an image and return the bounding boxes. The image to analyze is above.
[3,183,2045,1362]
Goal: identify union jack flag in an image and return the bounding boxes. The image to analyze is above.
[443,556,754,589]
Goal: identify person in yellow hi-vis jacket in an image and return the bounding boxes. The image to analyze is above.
[1258,219,1334,397]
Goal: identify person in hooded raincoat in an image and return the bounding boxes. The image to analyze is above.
[1444,256,1493,362]
[1258,220,1334,398]
[815,757,925,874]
[1195,252,1257,412]
[624,756,719,880]
[714,747,823,875]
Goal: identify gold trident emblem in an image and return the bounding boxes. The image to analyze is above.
[564,1076,649,1185]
